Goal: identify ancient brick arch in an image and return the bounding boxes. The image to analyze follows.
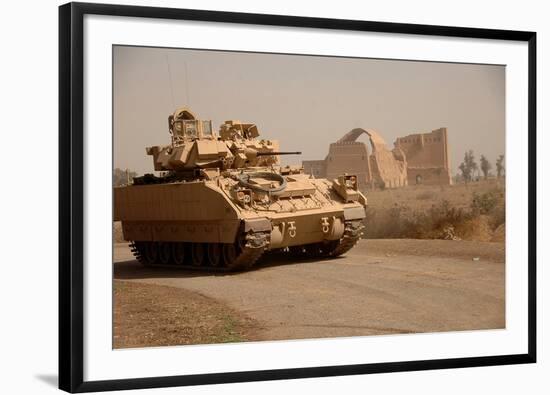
[303,127,452,190]
[326,128,408,189]
[337,128,390,153]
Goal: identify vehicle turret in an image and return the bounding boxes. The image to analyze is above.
[146,108,300,173]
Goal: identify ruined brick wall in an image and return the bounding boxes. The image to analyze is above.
[363,130,408,189]
[325,141,371,189]
[394,128,452,186]
[368,151,408,188]
[302,160,327,178]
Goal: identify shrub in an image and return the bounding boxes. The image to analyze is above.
[363,185,506,241]
[470,189,505,230]
[471,191,499,215]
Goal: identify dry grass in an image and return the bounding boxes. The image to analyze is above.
[113,280,261,348]
[454,215,494,242]
[366,179,504,211]
[491,224,506,242]
[415,190,437,201]
[363,179,505,242]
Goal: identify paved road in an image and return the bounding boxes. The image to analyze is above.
[114,239,505,340]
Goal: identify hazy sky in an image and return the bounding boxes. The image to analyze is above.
[114,46,505,175]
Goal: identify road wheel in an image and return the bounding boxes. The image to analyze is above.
[158,242,172,264]
[289,245,306,258]
[222,243,239,267]
[191,243,205,266]
[207,243,221,267]
[305,241,340,258]
[130,241,146,264]
[144,242,158,264]
[304,243,322,257]
[171,242,186,265]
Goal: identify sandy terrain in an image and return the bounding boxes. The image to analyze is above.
[114,239,505,342]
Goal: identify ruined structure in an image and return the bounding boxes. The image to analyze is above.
[394,128,452,186]
[303,127,451,189]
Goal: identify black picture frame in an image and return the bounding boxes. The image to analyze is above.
[59,2,537,393]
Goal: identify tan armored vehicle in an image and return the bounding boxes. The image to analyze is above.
[114,107,367,271]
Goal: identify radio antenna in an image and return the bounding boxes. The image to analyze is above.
[184,60,191,107]
[165,53,175,109]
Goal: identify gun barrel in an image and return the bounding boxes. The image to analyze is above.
[256,151,302,156]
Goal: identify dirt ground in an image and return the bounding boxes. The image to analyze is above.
[365,239,504,262]
[113,239,505,345]
[114,280,260,349]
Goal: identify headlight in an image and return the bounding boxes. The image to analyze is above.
[345,175,358,189]
[233,188,252,206]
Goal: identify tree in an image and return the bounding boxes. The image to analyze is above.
[113,168,137,186]
[480,155,492,180]
[496,154,505,178]
[458,150,478,183]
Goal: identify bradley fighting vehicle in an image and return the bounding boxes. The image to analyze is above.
[114,107,367,271]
